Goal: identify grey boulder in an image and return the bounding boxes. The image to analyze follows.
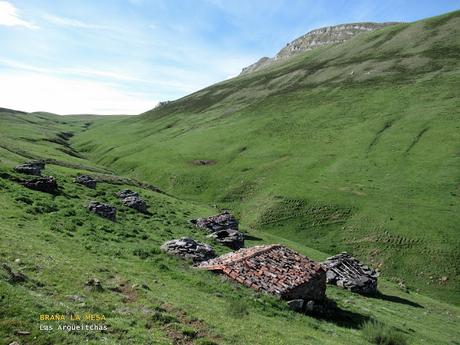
[207,229,244,249]
[87,201,116,221]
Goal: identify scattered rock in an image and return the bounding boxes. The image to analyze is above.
[85,278,103,292]
[191,211,239,233]
[305,300,315,312]
[2,263,28,283]
[9,342,20,345]
[287,299,304,312]
[74,175,97,189]
[122,195,148,213]
[15,330,30,336]
[322,252,378,294]
[116,189,149,213]
[87,201,116,221]
[190,159,216,166]
[207,229,244,249]
[21,176,58,194]
[161,237,215,262]
[116,189,139,199]
[14,160,45,176]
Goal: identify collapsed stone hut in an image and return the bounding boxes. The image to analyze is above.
[191,211,239,232]
[199,244,326,301]
[322,252,378,294]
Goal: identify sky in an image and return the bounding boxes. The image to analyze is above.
[0,0,459,115]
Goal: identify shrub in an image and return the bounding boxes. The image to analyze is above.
[362,320,407,345]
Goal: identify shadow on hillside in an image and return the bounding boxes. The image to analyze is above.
[369,292,423,308]
[315,303,371,329]
[244,234,263,241]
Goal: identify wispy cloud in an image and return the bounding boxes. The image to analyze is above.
[0,1,39,29]
[43,14,109,30]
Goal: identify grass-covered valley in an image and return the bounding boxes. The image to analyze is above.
[1,9,459,345]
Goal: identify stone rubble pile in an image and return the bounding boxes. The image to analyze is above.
[74,175,97,189]
[191,211,239,232]
[161,237,215,262]
[14,160,45,176]
[207,229,244,250]
[191,211,244,249]
[116,189,148,213]
[21,176,58,194]
[322,252,378,294]
[87,201,117,221]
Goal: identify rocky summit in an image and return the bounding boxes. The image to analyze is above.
[240,22,399,75]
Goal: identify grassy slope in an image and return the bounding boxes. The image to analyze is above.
[1,111,460,345]
[73,11,460,305]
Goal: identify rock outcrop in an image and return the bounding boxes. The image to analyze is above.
[74,175,97,189]
[207,229,244,250]
[240,22,399,75]
[14,160,45,176]
[322,252,378,294]
[116,189,148,213]
[87,201,117,221]
[161,237,215,262]
[21,176,58,194]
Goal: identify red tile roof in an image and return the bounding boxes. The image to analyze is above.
[198,244,325,299]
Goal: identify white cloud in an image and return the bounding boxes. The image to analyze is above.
[0,1,38,29]
[43,14,109,30]
[0,71,156,114]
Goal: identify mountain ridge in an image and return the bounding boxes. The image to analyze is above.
[240,21,401,75]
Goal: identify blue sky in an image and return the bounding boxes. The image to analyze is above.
[0,0,459,114]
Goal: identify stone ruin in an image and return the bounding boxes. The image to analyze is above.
[198,244,326,310]
[207,229,244,250]
[191,211,239,232]
[21,176,58,194]
[191,211,245,249]
[14,160,45,176]
[74,175,97,189]
[116,189,148,213]
[322,252,378,294]
[161,237,215,262]
[87,201,117,221]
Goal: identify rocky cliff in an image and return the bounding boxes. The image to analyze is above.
[240,22,400,75]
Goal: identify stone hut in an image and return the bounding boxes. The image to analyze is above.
[198,244,326,301]
[322,252,378,294]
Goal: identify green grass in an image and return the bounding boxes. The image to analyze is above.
[73,10,460,304]
[1,9,460,345]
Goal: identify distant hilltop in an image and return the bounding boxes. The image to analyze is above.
[240,22,400,75]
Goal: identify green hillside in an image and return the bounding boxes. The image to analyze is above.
[1,10,460,345]
[74,11,460,304]
[1,108,459,345]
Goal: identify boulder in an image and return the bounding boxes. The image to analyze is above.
[14,160,45,176]
[87,201,116,221]
[85,278,103,292]
[116,189,139,199]
[322,252,378,294]
[207,229,244,249]
[21,176,58,194]
[287,299,304,312]
[191,211,239,233]
[74,175,97,189]
[161,237,215,262]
